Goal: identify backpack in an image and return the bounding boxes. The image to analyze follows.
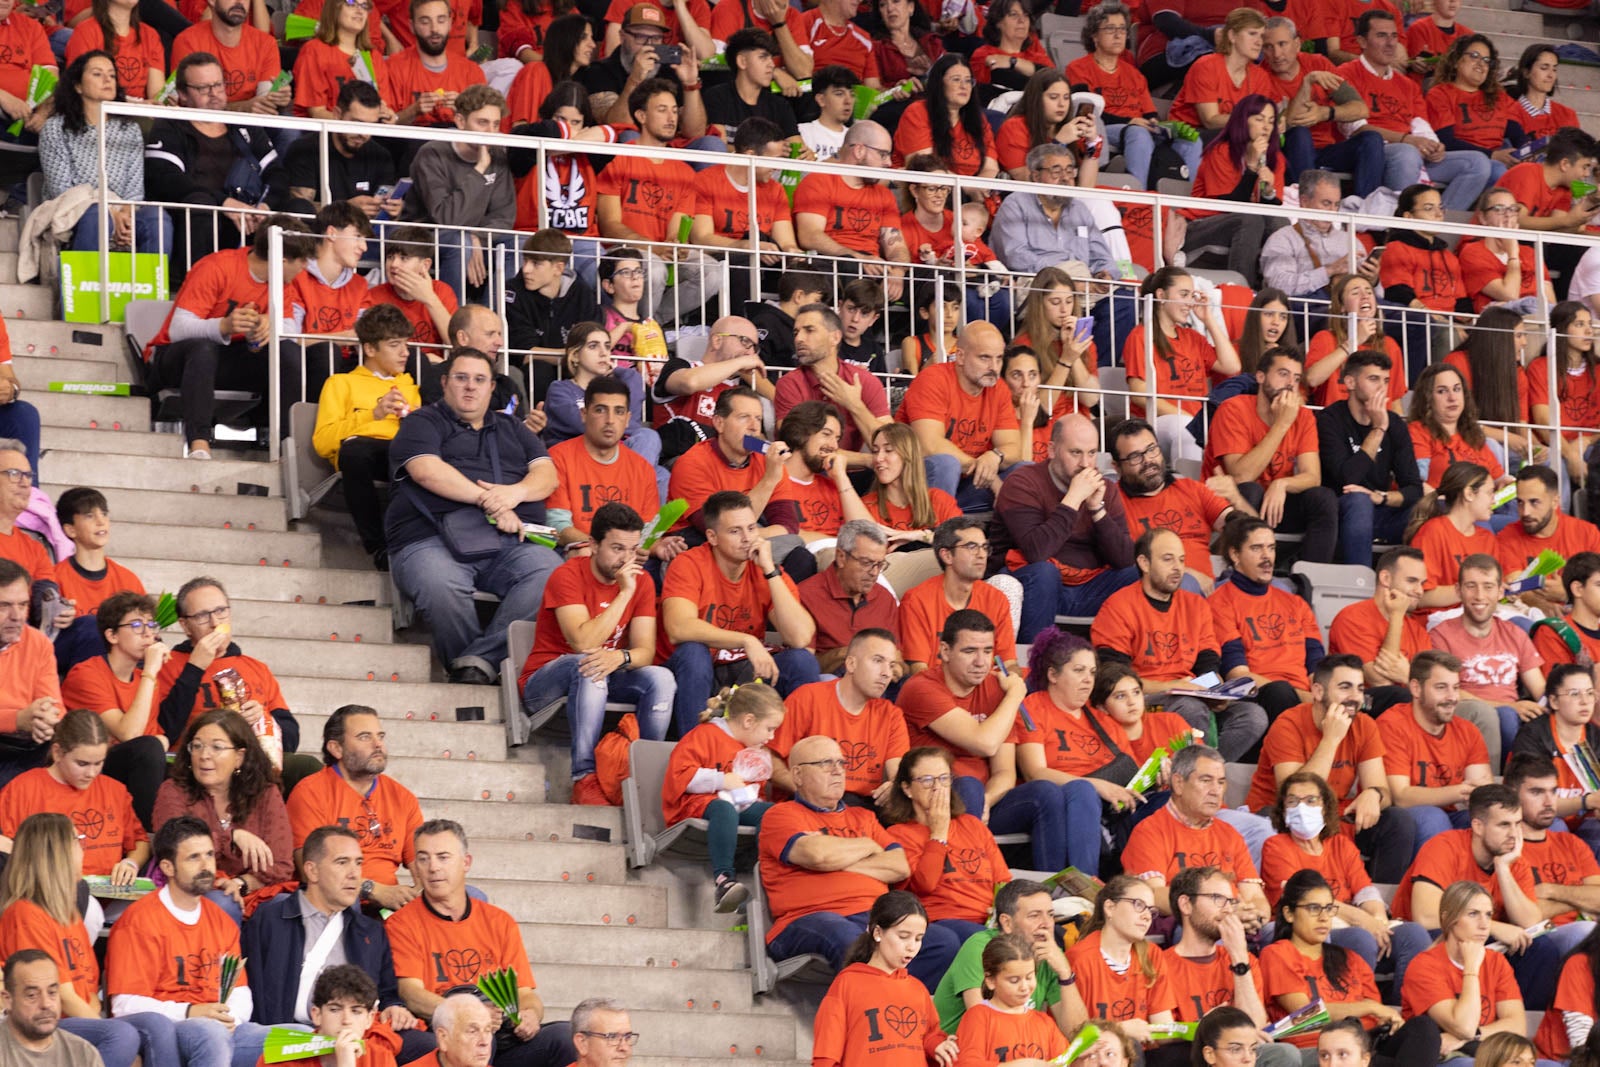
[593,714,641,807]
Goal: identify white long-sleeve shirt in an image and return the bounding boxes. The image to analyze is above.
[110,887,254,1024]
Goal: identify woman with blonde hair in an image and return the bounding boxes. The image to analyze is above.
[293,0,392,119]
[538,321,661,463]
[1306,273,1407,409]
[860,423,960,594]
[1065,875,1176,1044]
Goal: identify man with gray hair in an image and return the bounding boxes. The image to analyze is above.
[798,520,901,674]
[1259,168,1379,306]
[990,143,1135,364]
[1261,17,1380,197]
[793,121,912,303]
[431,993,496,1067]
[570,998,636,1066]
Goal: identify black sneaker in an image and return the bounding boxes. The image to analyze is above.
[713,876,749,914]
[448,664,495,686]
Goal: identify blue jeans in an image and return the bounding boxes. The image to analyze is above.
[1104,123,1204,189]
[1092,286,1137,369]
[923,454,962,499]
[61,1017,141,1067]
[1335,492,1411,566]
[966,282,1014,332]
[435,227,517,305]
[664,642,820,736]
[767,908,961,992]
[1382,144,1492,212]
[1508,921,1590,1009]
[1403,805,1472,860]
[70,205,172,254]
[957,775,1106,875]
[1214,808,1274,870]
[1010,561,1140,642]
[521,655,675,777]
[1325,920,1430,1001]
[704,798,769,879]
[142,1017,271,1067]
[1303,129,1387,198]
[390,535,560,677]
[1497,705,1521,768]
[0,401,39,476]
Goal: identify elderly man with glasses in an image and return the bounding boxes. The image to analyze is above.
[798,522,902,678]
[570,998,637,1067]
[990,142,1137,368]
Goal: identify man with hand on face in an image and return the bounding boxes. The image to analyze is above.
[797,522,901,676]
[1377,651,1494,849]
[170,0,286,114]
[1329,547,1430,710]
[658,490,818,735]
[271,83,399,216]
[774,304,891,463]
[775,401,872,545]
[770,628,908,806]
[666,386,800,546]
[386,0,486,128]
[1316,350,1425,566]
[652,315,772,464]
[517,504,674,804]
[1497,465,1600,616]
[1505,754,1600,949]
[363,229,459,354]
[242,826,432,1064]
[545,379,670,557]
[0,558,60,788]
[1247,654,1417,882]
[0,950,101,1066]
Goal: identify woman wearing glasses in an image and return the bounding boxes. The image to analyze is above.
[293,0,393,120]
[1065,876,1177,1045]
[1457,189,1554,314]
[152,709,292,923]
[1261,871,1442,1062]
[1425,36,1525,184]
[1510,663,1600,841]
[1260,773,1430,982]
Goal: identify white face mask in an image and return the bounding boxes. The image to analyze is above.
[1285,803,1325,840]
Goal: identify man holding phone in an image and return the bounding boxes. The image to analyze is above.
[269,81,401,216]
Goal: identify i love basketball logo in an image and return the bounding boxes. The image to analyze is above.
[839,741,875,773]
[71,808,106,841]
[882,1004,919,1038]
[1256,613,1287,641]
[949,847,985,875]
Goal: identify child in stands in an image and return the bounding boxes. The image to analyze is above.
[62,591,167,745]
[52,487,144,620]
[952,933,1068,1066]
[254,964,402,1067]
[362,226,457,355]
[505,228,596,401]
[600,248,665,390]
[798,65,859,163]
[900,283,961,375]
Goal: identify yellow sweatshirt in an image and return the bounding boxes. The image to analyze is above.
[311,365,423,467]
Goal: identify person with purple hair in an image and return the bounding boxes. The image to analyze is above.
[1181,94,1289,288]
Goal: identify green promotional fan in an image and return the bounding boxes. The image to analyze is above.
[262,1028,364,1063]
[475,967,522,1026]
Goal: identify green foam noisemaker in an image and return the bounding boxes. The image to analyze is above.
[7,66,55,136]
[1126,729,1195,795]
[1051,1022,1101,1065]
[284,13,317,39]
[155,592,179,629]
[48,381,130,396]
[475,967,521,1026]
[639,499,688,550]
[269,70,293,93]
[1160,119,1199,142]
[1147,1022,1198,1041]
[217,953,245,1003]
[263,1028,363,1063]
[853,80,914,121]
[1263,999,1329,1040]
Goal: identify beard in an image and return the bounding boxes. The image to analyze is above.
[417,32,449,56]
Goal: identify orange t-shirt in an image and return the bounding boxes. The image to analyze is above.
[888,815,1010,924]
[1259,831,1372,908]
[1067,929,1177,1024]
[1522,829,1600,925]
[1524,356,1600,436]
[1411,515,1499,601]
[171,21,280,103]
[146,247,267,354]
[813,963,949,1067]
[1121,804,1260,885]
[1400,941,1519,1024]
[797,8,879,80]
[383,50,485,127]
[896,363,1021,459]
[1167,54,1277,128]
[1119,479,1231,579]
[662,720,765,825]
[154,649,288,731]
[1333,57,1424,135]
[1498,513,1600,580]
[285,767,424,884]
[292,40,384,117]
[1115,709,1193,765]
[386,896,535,994]
[66,20,163,98]
[362,282,457,350]
[1164,945,1266,1023]
[1065,53,1155,120]
[1247,702,1384,811]
[994,115,1033,175]
[1457,239,1542,313]
[758,801,903,941]
[898,576,1018,670]
[106,891,246,1003]
[290,269,368,337]
[1406,17,1471,60]
[777,471,848,535]
[519,555,656,682]
[0,767,144,876]
[1184,142,1285,221]
[1309,332,1408,407]
[897,670,1008,785]
[792,173,899,257]
[1090,585,1217,684]
[664,439,775,528]
[52,557,145,618]
[0,14,53,101]
[1013,691,1133,778]
[1258,940,1383,1046]
[694,167,792,242]
[596,155,698,244]
[859,488,961,532]
[892,99,998,176]
[1407,423,1504,489]
[1121,325,1219,417]
[0,524,53,584]
[1498,161,1571,219]
[1426,83,1521,150]
[1328,598,1429,662]
[1378,240,1467,314]
[378,0,476,54]
[771,681,909,799]
[544,438,660,536]
[1208,579,1320,690]
[1376,703,1488,789]
[952,1002,1067,1065]
[1203,395,1320,488]
[0,900,97,1004]
[501,58,550,128]
[1392,828,1538,921]
[1536,952,1594,1060]
[61,657,160,740]
[656,544,799,663]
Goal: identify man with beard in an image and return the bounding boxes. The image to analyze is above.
[516,503,674,805]
[1113,417,1251,597]
[1246,654,1417,882]
[666,386,800,544]
[1429,553,1546,770]
[1377,651,1493,850]
[898,322,1021,511]
[386,0,486,128]
[1497,465,1600,616]
[900,519,1019,676]
[107,816,270,1065]
[546,380,667,553]
[775,401,871,542]
[1506,754,1600,947]
[269,83,400,216]
[994,413,1138,642]
[1329,547,1430,708]
[287,706,426,912]
[792,122,911,304]
[170,0,287,113]
[1203,347,1338,564]
[652,314,772,463]
[770,628,908,805]
[774,305,890,461]
[0,951,99,1065]
[1094,528,1269,763]
[241,826,432,1063]
[1209,518,1324,721]
[1315,350,1424,565]
[797,522,900,676]
[1260,171,1378,303]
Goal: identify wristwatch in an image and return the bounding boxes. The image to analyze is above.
[763,567,782,580]
[1230,960,1251,976]
[620,650,633,668]
[359,879,375,902]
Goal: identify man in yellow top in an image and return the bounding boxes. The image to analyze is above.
[311,304,423,571]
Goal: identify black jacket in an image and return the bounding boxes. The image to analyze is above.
[1315,399,1424,509]
[241,889,406,1023]
[1511,712,1600,772]
[145,118,276,206]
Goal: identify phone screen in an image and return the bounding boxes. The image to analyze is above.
[742,434,769,454]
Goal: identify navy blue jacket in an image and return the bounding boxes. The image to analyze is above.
[241,888,405,1024]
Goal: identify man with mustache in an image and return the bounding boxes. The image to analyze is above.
[170,0,287,114]
[271,82,400,216]
[1376,650,1493,849]
[1210,517,1324,723]
[1246,654,1417,883]
[387,0,486,128]
[1203,346,1338,564]
[775,401,871,542]
[898,321,1021,512]
[0,950,100,1066]
[1496,465,1600,616]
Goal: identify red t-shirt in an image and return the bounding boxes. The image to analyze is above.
[664,440,773,527]
[379,0,477,54]
[501,58,550,128]
[1496,513,1600,582]
[1247,702,1385,811]
[106,892,245,1004]
[1066,929,1177,1024]
[896,362,1020,458]
[1091,585,1217,684]
[285,767,424,885]
[0,767,145,876]
[897,669,1009,785]
[362,281,457,351]
[798,8,879,81]
[1427,83,1521,150]
[1400,941,1519,1025]
[1457,238,1543,313]
[1013,691,1134,777]
[292,40,383,117]
[544,438,660,536]
[1537,952,1595,1059]
[1259,832,1372,908]
[693,167,791,242]
[1379,240,1467,314]
[0,901,97,1005]
[1407,422,1503,489]
[898,209,998,268]
[67,20,163,98]
[1258,940,1384,1046]
[52,556,145,618]
[952,1003,1066,1064]
[792,173,899,257]
[1498,160,1572,218]
[1334,57,1423,135]
[662,720,760,824]
[61,656,161,740]
[970,41,1051,84]
[1116,709,1193,765]
[1406,17,1471,60]
[1208,579,1320,690]
[384,49,486,126]
[1121,325,1219,417]
[771,681,909,799]
[1410,515,1499,601]
[1203,394,1319,487]
[758,801,902,940]
[596,155,698,244]
[1310,332,1407,407]
[775,471,848,535]
[1328,598,1429,662]
[1168,53,1277,129]
[1522,829,1600,925]
[171,21,280,103]
[1118,479,1231,579]
[891,99,998,176]
[1164,945,1266,1023]
[887,815,1010,923]
[1392,828,1538,920]
[1065,53,1155,120]
[0,14,53,101]
[1184,143,1285,221]
[1525,355,1600,435]
[386,896,535,995]
[813,964,949,1067]
[656,544,798,663]
[519,556,656,683]
[289,268,368,337]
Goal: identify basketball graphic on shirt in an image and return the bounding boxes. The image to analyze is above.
[1107,997,1137,1020]
[710,603,755,632]
[70,808,106,841]
[1147,631,1181,664]
[1173,848,1222,869]
[185,947,219,988]
[1146,510,1185,533]
[881,1004,920,1038]
[839,741,875,774]
[1003,1044,1048,1061]
[948,847,985,876]
[115,53,146,93]
[0,44,20,68]
[1536,859,1570,885]
[311,306,348,334]
[1256,613,1287,641]
[442,947,486,982]
[223,65,248,100]
[840,206,875,237]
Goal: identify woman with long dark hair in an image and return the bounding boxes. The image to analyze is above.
[871,0,943,87]
[1408,365,1512,504]
[1502,44,1578,141]
[1012,266,1099,414]
[860,423,958,593]
[1091,662,1194,765]
[1235,288,1301,375]
[1527,300,1600,489]
[1183,94,1286,287]
[1427,35,1525,180]
[1404,461,1498,608]
[971,0,1050,92]
[503,12,594,126]
[1447,306,1532,465]
[996,69,1098,180]
[893,53,998,179]
[64,0,161,100]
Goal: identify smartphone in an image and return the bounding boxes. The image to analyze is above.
[1072,317,1094,344]
[373,184,394,201]
[377,178,413,221]
[742,434,769,454]
[1072,102,1095,120]
[1367,245,1385,261]
[656,43,683,66]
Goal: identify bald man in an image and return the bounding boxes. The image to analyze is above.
[897,321,1023,512]
[773,303,890,464]
[427,993,495,1067]
[793,121,912,303]
[992,413,1139,641]
[652,314,773,465]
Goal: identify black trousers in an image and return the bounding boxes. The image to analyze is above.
[336,437,392,556]
[1236,482,1339,565]
[1354,804,1417,884]
[102,735,166,830]
[150,338,305,446]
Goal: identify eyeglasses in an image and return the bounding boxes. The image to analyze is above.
[954,541,990,554]
[1462,50,1491,63]
[911,773,953,788]
[188,741,241,757]
[182,605,231,625]
[448,373,493,386]
[715,332,758,349]
[1218,1044,1260,1058]
[861,144,893,161]
[115,620,159,632]
[1483,204,1518,215]
[945,76,975,88]
[579,1031,641,1047]
[610,267,645,280]
[798,758,848,773]
[1113,897,1155,915]
[1096,24,1128,34]
[1195,892,1238,909]
[1284,795,1322,808]
[184,81,227,94]
[0,468,32,484]
[841,549,887,575]
[1294,902,1339,917]
[1116,442,1162,465]
[342,0,371,9]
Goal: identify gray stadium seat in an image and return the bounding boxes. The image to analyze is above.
[1290,561,1377,635]
[622,738,759,868]
[282,401,340,521]
[748,861,836,994]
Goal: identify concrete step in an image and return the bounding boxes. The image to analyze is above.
[1453,4,1554,31]
[123,558,387,606]
[448,837,627,885]
[379,754,543,803]
[224,634,430,682]
[278,677,501,720]
[601,1009,795,1060]
[534,962,753,1013]
[40,484,289,533]
[472,877,668,928]
[631,1060,804,1067]
[15,353,127,384]
[9,319,125,358]
[300,712,505,761]
[423,798,620,841]
[0,283,60,321]
[521,921,743,970]
[43,450,279,497]
[0,251,21,285]
[41,426,183,458]
[114,522,322,569]
[228,599,394,643]
[31,391,150,433]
